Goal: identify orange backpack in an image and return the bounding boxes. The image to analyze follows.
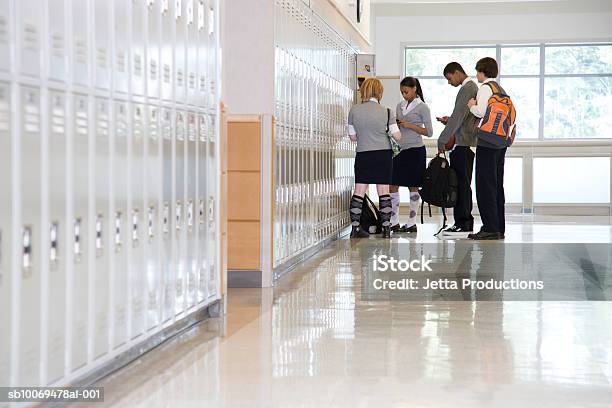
[478,82,517,146]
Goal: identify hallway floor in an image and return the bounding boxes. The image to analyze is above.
[77,217,612,407]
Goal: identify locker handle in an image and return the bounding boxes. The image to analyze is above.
[148,206,155,241]
[50,222,59,266]
[176,202,183,232]
[162,203,170,235]
[199,199,205,225]
[74,219,82,263]
[187,200,194,230]
[115,212,123,252]
[96,215,104,256]
[22,226,33,277]
[132,209,140,247]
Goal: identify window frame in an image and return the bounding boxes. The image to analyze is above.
[403,42,612,141]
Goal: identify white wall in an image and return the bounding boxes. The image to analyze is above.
[374,0,612,77]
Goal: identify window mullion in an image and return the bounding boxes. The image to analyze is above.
[539,43,546,141]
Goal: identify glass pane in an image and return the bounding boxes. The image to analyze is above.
[418,78,460,139]
[545,45,612,74]
[534,158,610,203]
[500,47,540,75]
[472,157,523,204]
[405,47,496,78]
[544,77,612,139]
[500,78,539,139]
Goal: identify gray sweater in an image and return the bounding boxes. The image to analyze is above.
[395,100,433,149]
[348,101,397,152]
[438,80,479,150]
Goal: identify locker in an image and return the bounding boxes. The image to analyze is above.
[197,113,207,303]
[112,100,129,348]
[174,109,186,315]
[196,1,207,108]
[71,93,89,371]
[47,0,67,83]
[174,0,188,104]
[46,90,67,383]
[161,107,174,322]
[18,0,42,78]
[185,111,197,309]
[19,86,42,386]
[93,97,110,360]
[147,0,161,99]
[160,0,175,102]
[205,113,216,299]
[114,0,130,95]
[94,0,111,90]
[130,102,145,339]
[0,1,10,72]
[186,0,199,105]
[131,0,147,97]
[145,104,162,330]
[0,82,11,387]
[72,0,89,86]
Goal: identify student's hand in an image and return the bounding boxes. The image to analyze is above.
[467,98,477,109]
[436,116,449,125]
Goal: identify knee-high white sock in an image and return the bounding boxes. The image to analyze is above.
[390,192,400,226]
[406,192,420,227]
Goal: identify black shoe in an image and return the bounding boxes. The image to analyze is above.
[467,230,501,240]
[442,225,472,237]
[350,226,369,238]
[381,226,391,238]
[391,224,401,232]
[398,224,417,233]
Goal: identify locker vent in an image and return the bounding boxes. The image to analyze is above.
[149,59,157,79]
[96,105,109,139]
[24,104,40,134]
[116,51,127,73]
[0,15,7,45]
[75,101,88,136]
[134,54,143,77]
[75,39,87,64]
[176,69,184,88]
[187,114,196,142]
[163,64,171,84]
[176,113,185,141]
[51,103,65,135]
[188,72,196,90]
[96,47,108,69]
[199,74,206,92]
[51,32,64,58]
[148,109,159,140]
[0,92,9,132]
[23,23,39,51]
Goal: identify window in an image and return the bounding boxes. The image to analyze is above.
[404,43,612,140]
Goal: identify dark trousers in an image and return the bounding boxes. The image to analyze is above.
[475,146,507,234]
[449,146,475,230]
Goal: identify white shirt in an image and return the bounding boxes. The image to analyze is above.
[470,78,495,118]
[348,98,399,136]
[401,96,423,115]
[462,76,474,87]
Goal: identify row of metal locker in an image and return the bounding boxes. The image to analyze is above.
[0,0,221,390]
[274,0,357,266]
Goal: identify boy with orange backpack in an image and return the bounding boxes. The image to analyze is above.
[467,57,516,240]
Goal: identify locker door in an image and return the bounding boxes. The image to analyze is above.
[161,107,174,323]
[205,113,217,299]
[94,0,111,90]
[47,0,67,83]
[145,104,161,330]
[114,0,129,95]
[174,109,186,315]
[147,0,161,99]
[196,113,207,303]
[174,0,187,104]
[19,86,42,386]
[72,0,90,86]
[185,111,196,310]
[205,0,217,111]
[160,0,175,102]
[71,93,89,371]
[0,1,10,72]
[131,0,147,97]
[93,97,110,360]
[196,1,207,108]
[130,103,145,339]
[0,82,11,387]
[186,0,198,105]
[18,0,42,78]
[47,91,67,384]
[113,100,129,348]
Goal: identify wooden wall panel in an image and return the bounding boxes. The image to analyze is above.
[228,221,261,270]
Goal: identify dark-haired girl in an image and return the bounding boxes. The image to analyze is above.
[390,77,433,233]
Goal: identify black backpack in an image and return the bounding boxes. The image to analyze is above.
[419,154,458,235]
[360,194,382,234]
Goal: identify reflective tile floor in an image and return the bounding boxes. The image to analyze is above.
[77,218,612,407]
